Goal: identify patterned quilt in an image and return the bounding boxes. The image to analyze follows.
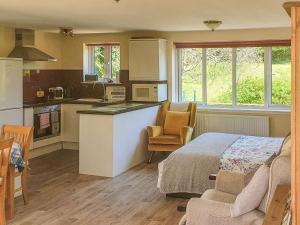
[220,136,284,174]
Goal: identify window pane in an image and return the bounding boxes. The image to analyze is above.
[180,48,202,102]
[111,46,120,80]
[236,47,264,106]
[206,48,232,105]
[271,46,291,105]
[94,47,105,77]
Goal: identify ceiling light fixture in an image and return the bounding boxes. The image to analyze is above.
[60,27,74,37]
[203,20,222,32]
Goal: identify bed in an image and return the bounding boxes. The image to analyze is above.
[157,132,283,195]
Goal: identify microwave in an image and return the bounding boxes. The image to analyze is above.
[132,83,167,102]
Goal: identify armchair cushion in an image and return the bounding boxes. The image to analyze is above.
[149,134,182,145]
[230,165,270,217]
[215,170,246,195]
[164,111,190,135]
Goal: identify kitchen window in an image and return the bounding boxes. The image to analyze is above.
[176,41,291,109]
[84,43,120,80]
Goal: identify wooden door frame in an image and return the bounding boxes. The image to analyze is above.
[283,2,300,225]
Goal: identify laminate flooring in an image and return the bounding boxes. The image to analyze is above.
[9,150,187,225]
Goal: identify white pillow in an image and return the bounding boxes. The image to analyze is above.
[230,165,270,217]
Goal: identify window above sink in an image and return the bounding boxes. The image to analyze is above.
[83,43,120,82]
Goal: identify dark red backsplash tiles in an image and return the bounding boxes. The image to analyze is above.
[23,70,83,104]
[23,69,130,104]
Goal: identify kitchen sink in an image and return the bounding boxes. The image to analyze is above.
[104,103,144,108]
[76,98,104,103]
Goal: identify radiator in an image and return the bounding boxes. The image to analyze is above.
[195,113,269,137]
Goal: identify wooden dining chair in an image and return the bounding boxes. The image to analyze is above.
[1,125,33,220]
[0,138,14,225]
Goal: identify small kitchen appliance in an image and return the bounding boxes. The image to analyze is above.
[132,83,167,102]
[106,86,126,101]
[48,87,64,100]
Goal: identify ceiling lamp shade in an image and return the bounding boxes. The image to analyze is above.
[203,20,222,31]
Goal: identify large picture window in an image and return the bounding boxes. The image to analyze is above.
[177,41,291,108]
[85,44,120,80]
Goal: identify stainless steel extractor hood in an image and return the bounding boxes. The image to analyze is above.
[8,28,57,62]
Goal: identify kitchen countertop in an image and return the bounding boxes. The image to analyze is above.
[23,99,124,108]
[77,102,160,115]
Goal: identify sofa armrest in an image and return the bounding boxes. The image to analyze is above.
[147,126,163,138]
[180,126,193,144]
[183,197,265,225]
[187,197,231,219]
[215,170,246,195]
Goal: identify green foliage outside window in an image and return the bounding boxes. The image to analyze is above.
[94,47,105,77]
[93,45,120,79]
[181,46,291,106]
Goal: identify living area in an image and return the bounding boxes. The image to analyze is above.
[0,1,299,225]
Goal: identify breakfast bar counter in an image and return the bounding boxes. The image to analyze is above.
[78,103,159,177]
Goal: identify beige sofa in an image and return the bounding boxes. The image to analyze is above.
[179,150,291,225]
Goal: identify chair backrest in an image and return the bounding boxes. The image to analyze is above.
[0,137,13,224]
[264,155,291,212]
[156,101,197,128]
[1,125,33,162]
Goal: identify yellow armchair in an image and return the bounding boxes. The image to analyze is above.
[147,101,197,163]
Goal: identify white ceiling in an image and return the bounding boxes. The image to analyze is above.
[0,0,291,33]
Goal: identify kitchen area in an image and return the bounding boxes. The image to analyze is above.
[0,29,168,177]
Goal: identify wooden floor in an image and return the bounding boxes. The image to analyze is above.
[9,150,187,225]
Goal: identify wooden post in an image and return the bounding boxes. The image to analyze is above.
[283,2,300,225]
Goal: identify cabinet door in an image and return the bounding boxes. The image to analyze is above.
[61,104,93,143]
[129,40,160,81]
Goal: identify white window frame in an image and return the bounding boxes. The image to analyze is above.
[176,46,291,110]
[85,44,120,79]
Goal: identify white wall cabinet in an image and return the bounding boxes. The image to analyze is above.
[129,39,167,81]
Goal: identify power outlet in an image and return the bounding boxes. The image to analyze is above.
[23,69,30,77]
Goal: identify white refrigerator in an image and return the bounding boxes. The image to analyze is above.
[0,58,23,129]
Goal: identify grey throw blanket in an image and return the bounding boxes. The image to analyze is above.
[158,133,240,194]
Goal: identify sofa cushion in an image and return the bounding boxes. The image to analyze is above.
[164,111,190,135]
[230,164,270,217]
[149,134,182,145]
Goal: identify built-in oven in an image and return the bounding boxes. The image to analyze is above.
[33,105,61,141]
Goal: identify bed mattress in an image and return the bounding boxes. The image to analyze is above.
[158,132,283,194]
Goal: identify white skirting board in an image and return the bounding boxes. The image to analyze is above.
[62,142,79,150]
[196,113,269,137]
[29,142,62,159]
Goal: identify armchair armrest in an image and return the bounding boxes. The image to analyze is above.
[0,177,2,186]
[180,126,193,144]
[147,126,163,138]
[215,170,246,195]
